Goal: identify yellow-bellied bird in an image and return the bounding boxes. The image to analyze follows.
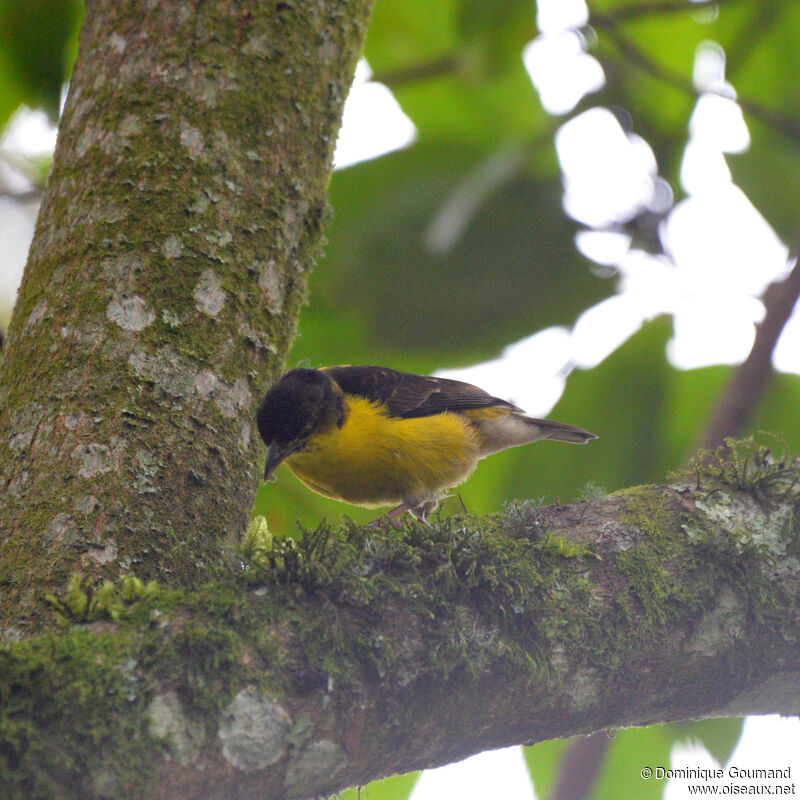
[256,366,596,521]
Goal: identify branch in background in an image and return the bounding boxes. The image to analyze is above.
[699,253,800,450]
[550,733,612,800]
[593,18,800,145]
[606,0,740,23]
[722,2,785,86]
[371,55,460,88]
[0,189,42,203]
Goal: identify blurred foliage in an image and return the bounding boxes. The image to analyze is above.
[338,772,420,800]
[3,0,800,799]
[524,718,744,800]
[0,0,82,125]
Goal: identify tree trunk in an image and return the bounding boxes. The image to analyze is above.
[2,453,800,798]
[0,0,371,631]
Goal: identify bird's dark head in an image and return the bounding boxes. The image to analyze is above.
[256,368,345,480]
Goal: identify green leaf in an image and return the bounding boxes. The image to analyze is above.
[523,738,569,799]
[534,318,678,498]
[728,121,800,244]
[365,0,543,147]
[0,0,83,124]
[364,0,456,76]
[457,0,537,78]
[591,725,683,800]
[524,720,744,800]
[749,371,800,454]
[295,141,608,369]
[673,718,744,767]
[337,771,420,800]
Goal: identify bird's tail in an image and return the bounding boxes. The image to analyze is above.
[470,409,596,456]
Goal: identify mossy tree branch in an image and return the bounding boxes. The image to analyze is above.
[0,0,371,631]
[3,445,800,799]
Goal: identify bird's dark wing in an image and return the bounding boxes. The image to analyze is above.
[323,365,521,419]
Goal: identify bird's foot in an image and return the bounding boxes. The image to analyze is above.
[368,502,411,530]
[368,496,443,528]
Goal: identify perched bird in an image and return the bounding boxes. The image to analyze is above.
[256,366,596,522]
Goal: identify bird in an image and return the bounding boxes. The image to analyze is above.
[256,365,596,522]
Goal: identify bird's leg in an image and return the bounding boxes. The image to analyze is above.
[367,502,411,529]
[368,493,449,528]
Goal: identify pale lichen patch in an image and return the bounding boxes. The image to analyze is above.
[72,442,113,478]
[8,403,45,452]
[242,33,274,57]
[214,378,251,419]
[75,494,98,514]
[180,123,205,158]
[75,124,99,159]
[281,202,309,253]
[238,421,251,452]
[566,666,600,712]
[163,234,182,259]
[108,32,127,54]
[89,539,118,565]
[258,259,285,314]
[194,371,251,418]
[161,308,182,328]
[9,428,36,453]
[107,295,155,331]
[147,690,204,766]
[206,230,234,249]
[69,436,124,481]
[128,346,196,398]
[133,449,161,494]
[686,587,745,657]
[194,269,226,317]
[7,470,29,497]
[63,413,87,430]
[218,688,291,772]
[47,512,78,544]
[285,740,347,794]
[118,114,142,138]
[25,299,48,331]
[194,369,218,401]
[239,320,278,355]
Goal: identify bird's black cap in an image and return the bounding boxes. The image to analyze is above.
[256,368,343,447]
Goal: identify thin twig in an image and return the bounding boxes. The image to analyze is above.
[698,253,800,451]
[593,16,800,144]
[604,0,736,22]
[0,189,42,203]
[371,55,460,88]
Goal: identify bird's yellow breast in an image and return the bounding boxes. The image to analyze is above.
[285,396,482,508]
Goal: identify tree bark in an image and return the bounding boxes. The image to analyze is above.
[3,450,800,799]
[0,0,370,631]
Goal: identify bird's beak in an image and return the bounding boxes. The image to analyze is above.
[263,441,298,482]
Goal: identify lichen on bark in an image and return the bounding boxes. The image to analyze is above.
[0,0,372,630]
[1,454,799,799]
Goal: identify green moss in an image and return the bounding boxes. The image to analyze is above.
[4,464,798,796]
[234,511,610,688]
[45,573,162,625]
[683,437,800,502]
[0,628,162,799]
[613,469,790,652]
[611,487,692,631]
